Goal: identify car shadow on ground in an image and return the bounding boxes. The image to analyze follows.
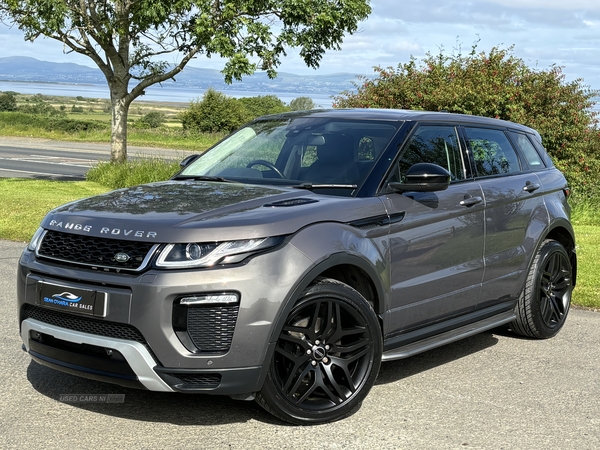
[26,329,503,426]
[376,329,501,385]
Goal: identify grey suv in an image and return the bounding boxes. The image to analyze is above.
[17,109,576,424]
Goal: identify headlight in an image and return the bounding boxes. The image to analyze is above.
[155,236,284,268]
[28,227,45,252]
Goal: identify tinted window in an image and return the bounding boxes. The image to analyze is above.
[395,125,466,182]
[465,128,521,177]
[509,131,546,169]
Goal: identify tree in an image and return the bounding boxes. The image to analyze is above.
[289,96,316,110]
[334,44,600,198]
[0,0,371,163]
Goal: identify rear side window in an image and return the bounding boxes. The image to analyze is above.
[508,131,546,170]
[465,128,521,177]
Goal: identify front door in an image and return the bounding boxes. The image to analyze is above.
[380,124,485,336]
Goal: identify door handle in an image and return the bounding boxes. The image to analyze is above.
[460,196,483,207]
[523,181,540,192]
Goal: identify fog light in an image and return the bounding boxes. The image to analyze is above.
[179,293,239,305]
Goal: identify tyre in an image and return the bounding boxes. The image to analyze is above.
[511,239,573,338]
[256,278,382,425]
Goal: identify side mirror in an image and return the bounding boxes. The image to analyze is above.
[179,154,201,168]
[388,163,451,193]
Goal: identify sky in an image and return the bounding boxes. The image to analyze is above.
[1,0,600,89]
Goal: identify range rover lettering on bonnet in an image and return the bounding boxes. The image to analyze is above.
[100,227,157,238]
[48,220,157,238]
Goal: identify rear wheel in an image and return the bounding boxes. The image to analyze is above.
[511,240,573,338]
[256,278,382,425]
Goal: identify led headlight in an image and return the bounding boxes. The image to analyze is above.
[155,236,284,268]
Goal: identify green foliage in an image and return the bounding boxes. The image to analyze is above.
[180,89,291,134]
[237,95,289,118]
[0,91,17,111]
[180,88,248,134]
[0,111,108,132]
[86,158,181,189]
[334,44,600,200]
[18,93,65,116]
[71,105,84,113]
[289,96,316,111]
[136,111,166,129]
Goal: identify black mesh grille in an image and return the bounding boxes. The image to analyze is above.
[22,304,159,362]
[187,306,239,353]
[38,230,156,270]
[172,374,221,388]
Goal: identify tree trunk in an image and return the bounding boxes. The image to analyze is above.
[110,95,129,163]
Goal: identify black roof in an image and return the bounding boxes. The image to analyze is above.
[258,108,539,138]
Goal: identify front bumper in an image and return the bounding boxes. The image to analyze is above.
[17,243,313,395]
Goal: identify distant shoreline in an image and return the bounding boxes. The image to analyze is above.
[0,79,336,107]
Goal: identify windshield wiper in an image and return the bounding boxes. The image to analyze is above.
[173,175,233,182]
[292,183,358,190]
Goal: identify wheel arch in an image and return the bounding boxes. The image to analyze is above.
[268,252,387,344]
[543,220,577,286]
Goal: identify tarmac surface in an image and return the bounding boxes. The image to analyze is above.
[1,239,599,449]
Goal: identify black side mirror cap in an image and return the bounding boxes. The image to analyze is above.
[388,163,451,193]
[179,154,201,168]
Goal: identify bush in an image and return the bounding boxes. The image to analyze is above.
[289,96,316,111]
[136,111,166,129]
[180,89,291,134]
[237,95,289,118]
[0,92,17,112]
[334,43,600,200]
[86,157,181,189]
[180,88,248,133]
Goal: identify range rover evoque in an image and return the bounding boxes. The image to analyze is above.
[17,109,576,425]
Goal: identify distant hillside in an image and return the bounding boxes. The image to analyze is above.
[0,56,361,96]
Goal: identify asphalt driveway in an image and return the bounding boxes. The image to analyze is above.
[1,239,599,449]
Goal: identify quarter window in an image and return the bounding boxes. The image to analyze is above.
[509,131,546,169]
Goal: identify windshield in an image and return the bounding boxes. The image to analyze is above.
[178,116,400,193]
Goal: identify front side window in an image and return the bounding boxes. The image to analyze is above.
[387,125,466,185]
[465,128,521,177]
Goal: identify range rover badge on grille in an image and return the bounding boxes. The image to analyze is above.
[114,252,131,263]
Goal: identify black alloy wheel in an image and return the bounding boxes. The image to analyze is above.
[257,278,382,425]
[511,239,573,338]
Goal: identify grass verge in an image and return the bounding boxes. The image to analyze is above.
[0,177,597,309]
[0,179,109,241]
[0,111,223,151]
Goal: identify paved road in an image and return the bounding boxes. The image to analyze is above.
[0,137,188,179]
[1,240,599,449]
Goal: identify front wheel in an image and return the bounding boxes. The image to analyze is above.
[511,239,573,339]
[256,278,382,425]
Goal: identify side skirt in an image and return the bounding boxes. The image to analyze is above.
[381,310,515,361]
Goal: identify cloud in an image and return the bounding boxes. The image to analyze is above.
[1,0,600,88]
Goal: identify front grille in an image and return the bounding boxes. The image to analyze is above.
[38,230,157,271]
[187,305,239,353]
[22,304,159,363]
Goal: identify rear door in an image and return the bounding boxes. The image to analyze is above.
[380,124,485,336]
[462,126,549,309]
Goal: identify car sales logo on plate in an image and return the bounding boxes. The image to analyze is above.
[46,292,83,306]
